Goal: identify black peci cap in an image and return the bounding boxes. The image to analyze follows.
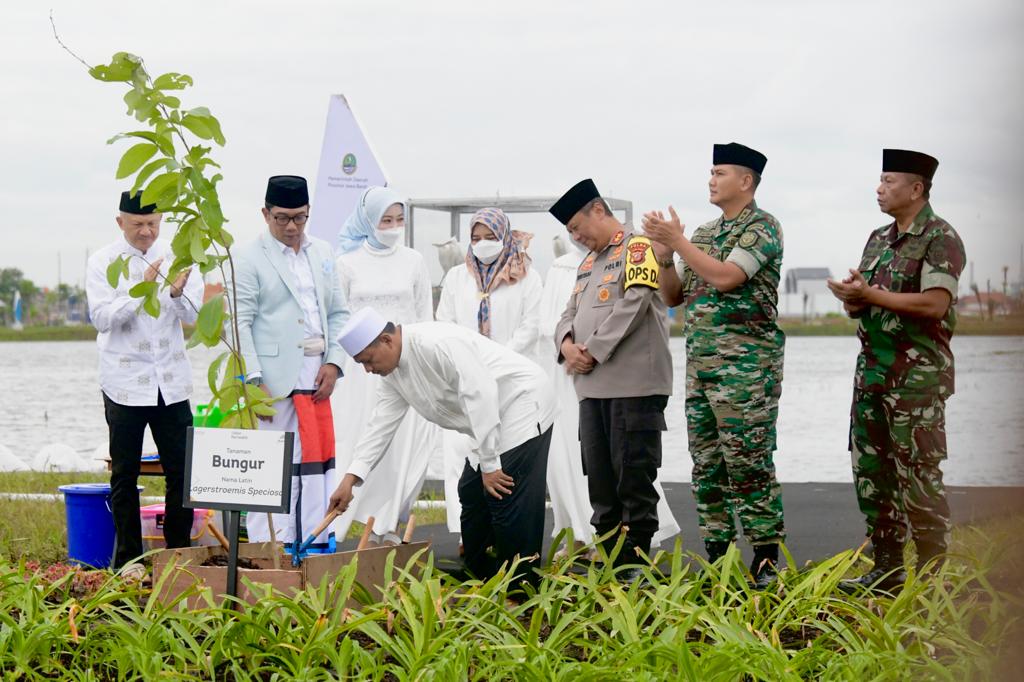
[119,190,158,215]
[713,142,767,175]
[882,149,939,180]
[265,175,310,209]
[549,178,601,225]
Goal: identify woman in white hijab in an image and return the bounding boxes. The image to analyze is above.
[435,208,543,537]
[331,186,441,543]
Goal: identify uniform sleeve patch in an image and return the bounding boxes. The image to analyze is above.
[739,231,759,248]
[624,236,660,290]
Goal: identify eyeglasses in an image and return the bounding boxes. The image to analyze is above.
[270,213,309,227]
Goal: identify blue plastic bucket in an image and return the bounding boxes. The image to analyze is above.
[58,483,143,568]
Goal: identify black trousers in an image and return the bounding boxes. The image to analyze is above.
[579,395,667,564]
[103,392,194,568]
[458,426,551,588]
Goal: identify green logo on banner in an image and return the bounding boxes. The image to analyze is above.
[342,153,357,175]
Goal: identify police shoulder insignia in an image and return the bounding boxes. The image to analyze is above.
[738,231,759,249]
[610,230,625,246]
[580,256,594,272]
[623,235,660,290]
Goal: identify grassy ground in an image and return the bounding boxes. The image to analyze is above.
[0,472,441,564]
[0,325,98,341]
[1,517,1020,679]
[1,473,1021,678]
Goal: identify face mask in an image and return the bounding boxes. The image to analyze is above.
[374,227,404,248]
[472,239,503,264]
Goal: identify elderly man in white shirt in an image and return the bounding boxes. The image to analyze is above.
[85,190,204,569]
[329,309,555,588]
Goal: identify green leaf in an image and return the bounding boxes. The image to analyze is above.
[220,412,241,429]
[109,129,174,157]
[198,255,228,275]
[170,218,197,260]
[189,227,208,265]
[217,383,243,414]
[153,72,194,90]
[106,256,126,288]
[140,172,180,208]
[250,402,276,417]
[207,351,229,398]
[89,53,142,82]
[200,200,224,232]
[196,294,225,345]
[128,280,157,298]
[142,291,161,318]
[115,143,158,179]
[180,115,213,140]
[131,158,174,196]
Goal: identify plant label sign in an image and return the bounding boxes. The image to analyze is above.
[184,427,293,513]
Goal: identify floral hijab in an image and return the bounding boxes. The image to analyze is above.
[464,207,532,337]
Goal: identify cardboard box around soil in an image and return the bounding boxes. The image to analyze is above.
[152,541,431,608]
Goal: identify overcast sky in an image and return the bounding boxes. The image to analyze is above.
[2,0,1021,292]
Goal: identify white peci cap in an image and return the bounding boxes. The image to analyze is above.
[338,307,388,357]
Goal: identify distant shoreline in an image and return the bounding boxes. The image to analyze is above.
[669,314,1024,337]
[1,315,1021,342]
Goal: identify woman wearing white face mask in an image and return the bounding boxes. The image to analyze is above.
[331,186,441,544]
[436,207,543,536]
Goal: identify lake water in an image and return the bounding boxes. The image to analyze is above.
[1,336,1021,485]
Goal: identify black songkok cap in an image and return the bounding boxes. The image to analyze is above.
[713,142,767,175]
[549,178,601,225]
[265,175,310,209]
[119,190,157,215]
[882,149,939,180]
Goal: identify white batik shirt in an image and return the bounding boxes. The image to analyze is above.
[86,236,204,406]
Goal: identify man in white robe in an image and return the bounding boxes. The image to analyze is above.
[329,309,555,587]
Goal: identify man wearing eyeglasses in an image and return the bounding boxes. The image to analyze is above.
[233,175,350,552]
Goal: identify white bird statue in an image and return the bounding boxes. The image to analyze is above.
[433,237,464,277]
[552,235,568,259]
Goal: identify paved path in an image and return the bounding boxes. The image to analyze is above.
[337,483,1024,571]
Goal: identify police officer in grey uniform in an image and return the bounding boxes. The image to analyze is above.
[551,179,673,573]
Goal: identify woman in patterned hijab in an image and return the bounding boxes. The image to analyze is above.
[435,206,543,542]
[462,207,534,338]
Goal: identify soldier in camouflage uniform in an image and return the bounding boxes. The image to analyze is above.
[828,149,965,593]
[644,143,785,588]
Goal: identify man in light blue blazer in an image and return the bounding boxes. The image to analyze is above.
[233,175,349,550]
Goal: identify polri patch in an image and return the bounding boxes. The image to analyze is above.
[623,235,660,290]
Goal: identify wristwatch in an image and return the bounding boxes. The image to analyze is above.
[657,258,675,268]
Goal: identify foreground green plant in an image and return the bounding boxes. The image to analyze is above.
[0,533,1017,681]
[51,30,274,427]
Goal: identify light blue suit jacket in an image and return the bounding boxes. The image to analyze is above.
[234,231,349,398]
